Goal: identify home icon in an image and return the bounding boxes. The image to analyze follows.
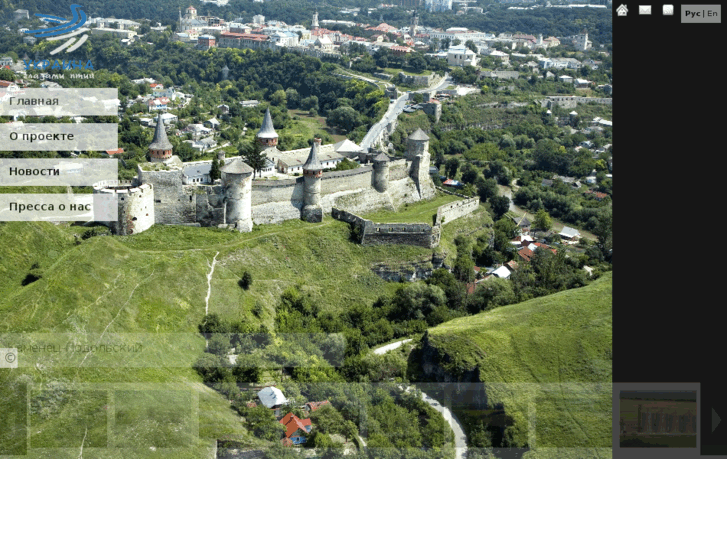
[617,4,628,16]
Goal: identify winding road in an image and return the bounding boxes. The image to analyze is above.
[359,72,452,152]
[376,338,469,459]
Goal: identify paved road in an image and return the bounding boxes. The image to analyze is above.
[375,338,468,458]
[373,338,412,355]
[399,384,469,459]
[359,72,452,151]
[419,389,468,460]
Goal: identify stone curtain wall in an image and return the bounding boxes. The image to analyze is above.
[195,185,225,227]
[388,159,408,183]
[332,208,437,248]
[541,96,612,109]
[137,166,196,224]
[399,73,435,87]
[363,222,436,248]
[435,197,480,226]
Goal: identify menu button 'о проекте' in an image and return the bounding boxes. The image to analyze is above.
[0,123,117,152]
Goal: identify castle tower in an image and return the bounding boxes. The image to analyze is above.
[301,142,323,223]
[149,112,173,163]
[257,108,279,150]
[93,182,155,236]
[312,11,319,31]
[372,152,390,193]
[406,128,435,199]
[406,128,430,160]
[221,157,254,232]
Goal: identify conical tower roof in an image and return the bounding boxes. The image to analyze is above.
[257,108,278,139]
[408,128,429,141]
[221,156,253,175]
[149,113,172,151]
[303,142,323,171]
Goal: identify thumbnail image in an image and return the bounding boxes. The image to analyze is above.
[619,391,697,448]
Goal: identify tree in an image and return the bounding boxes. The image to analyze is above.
[239,270,253,290]
[327,106,360,133]
[0,68,15,82]
[209,155,221,182]
[343,420,359,443]
[461,163,479,186]
[408,55,426,72]
[301,96,319,112]
[533,209,553,231]
[489,195,510,220]
[445,157,460,179]
[453,253,475,283]
[208,333,231,356]
[488,159,512,185]
[240,138,267,179]
[269,89,287,106]
[476,177,498,202]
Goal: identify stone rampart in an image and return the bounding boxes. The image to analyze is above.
[542,96,612,109]
[332,208,437,248]
[399,72,435,87]
[435,197,480,226]
[388,159,408,182]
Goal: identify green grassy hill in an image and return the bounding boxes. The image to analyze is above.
[0,199,492,458]
[419,272,612,458]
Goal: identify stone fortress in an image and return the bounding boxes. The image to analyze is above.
[94,109,443,236]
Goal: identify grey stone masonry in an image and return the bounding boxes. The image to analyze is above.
[435,197,480,226]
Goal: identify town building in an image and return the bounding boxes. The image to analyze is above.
[447,45,478,67]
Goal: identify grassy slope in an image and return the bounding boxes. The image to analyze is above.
[0,199,492,458]
[425,272,612,458]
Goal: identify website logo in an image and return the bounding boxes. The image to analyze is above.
[24,4,89,56]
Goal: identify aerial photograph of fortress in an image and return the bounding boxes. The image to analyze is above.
[1,1,613,460]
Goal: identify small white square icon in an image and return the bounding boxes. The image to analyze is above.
[0,347,18,368]
[663,4,674,15]
[639,5,652,14]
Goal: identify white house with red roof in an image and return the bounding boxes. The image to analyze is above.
[147,96,170,112]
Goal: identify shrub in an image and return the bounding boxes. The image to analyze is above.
[239,270,253,290]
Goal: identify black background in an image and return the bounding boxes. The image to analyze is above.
[612,3,725,454]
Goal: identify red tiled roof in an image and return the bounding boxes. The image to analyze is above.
[506,260,519,270]
[534,242,557,254]
[279,412,312,439]
[105,148,124,155]
[518,247,533,262]
[306,400,330,412]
